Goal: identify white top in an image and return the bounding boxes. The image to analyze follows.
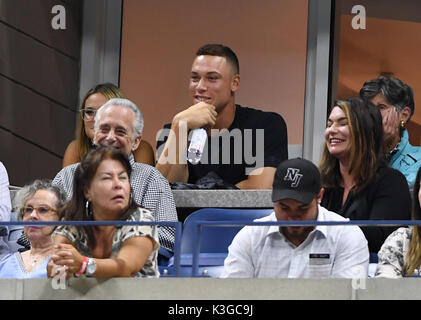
[375,227,414,278]
[0,162,11,222]
[220,205,369,278]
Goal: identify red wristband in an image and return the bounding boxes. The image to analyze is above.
[75,256,88,275]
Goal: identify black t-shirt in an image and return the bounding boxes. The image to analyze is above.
[156,104,288,186]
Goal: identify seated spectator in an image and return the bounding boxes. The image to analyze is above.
[48,146,159,278]
[63,83,155,167]
[0,162,12,259]
[360,76,421,189]
[53,98,177,253]
[375,166,421,278]
[156,43,288,189]
[0,180,66,278]
[320,98,411,253]
[220,158,369,278]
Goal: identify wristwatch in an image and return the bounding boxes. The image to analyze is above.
[85,258,97,276]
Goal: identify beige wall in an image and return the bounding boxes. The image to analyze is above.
[337,14,421,145]
[119,0,308,154]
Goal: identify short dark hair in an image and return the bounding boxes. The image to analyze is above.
[360,76,415,118]
[196,44,240,75]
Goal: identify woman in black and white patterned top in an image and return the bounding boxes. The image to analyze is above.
[376,166,421,278]
[47,146,159,279]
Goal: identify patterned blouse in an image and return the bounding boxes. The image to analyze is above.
[54,207,160,278]
[375,227,420,278]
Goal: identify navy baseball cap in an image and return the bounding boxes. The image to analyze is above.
[272,158,321,205]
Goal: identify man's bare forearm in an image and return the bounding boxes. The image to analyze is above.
[156,119,189,183]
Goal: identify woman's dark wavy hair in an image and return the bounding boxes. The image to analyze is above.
[319,97,386,194]
[62,146,138,248]
[404,167,421,276]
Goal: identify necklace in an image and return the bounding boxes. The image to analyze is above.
[29,251,47,267]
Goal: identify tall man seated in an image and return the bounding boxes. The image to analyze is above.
[156,44,288,190]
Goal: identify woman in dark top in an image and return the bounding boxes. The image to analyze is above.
[319,97,411,253]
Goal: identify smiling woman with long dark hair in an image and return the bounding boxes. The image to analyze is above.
[48,146,159,278]
[319,97,411,254]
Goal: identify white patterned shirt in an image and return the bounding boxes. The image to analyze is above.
[375,227,415,278]
[54,208,160,277]
[52,155,177,252]
[220,205,369,278]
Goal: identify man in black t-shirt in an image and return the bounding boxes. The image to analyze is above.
[156,44,288,189]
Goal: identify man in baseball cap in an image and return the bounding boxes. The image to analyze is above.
[221,158,369,278]
[271,157,323,246]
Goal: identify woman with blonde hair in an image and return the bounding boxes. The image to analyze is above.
[320,97,411,253]
[63,83,155,167]
[376,166,421,277]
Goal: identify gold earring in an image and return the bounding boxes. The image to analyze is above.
[400,120,405,128]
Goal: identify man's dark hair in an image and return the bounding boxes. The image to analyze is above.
[196,44,240,75]
[359,76,415,118]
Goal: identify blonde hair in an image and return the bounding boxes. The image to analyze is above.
[76,83,125,162]
[404,227,421,276]
[403,169,421,276]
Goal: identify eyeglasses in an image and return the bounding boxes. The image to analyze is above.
[21,206,57,217]
[80,108,97,121]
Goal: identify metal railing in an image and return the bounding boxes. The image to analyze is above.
[188,219,417,277]
[0,220,183,277]
[3,217,419,278]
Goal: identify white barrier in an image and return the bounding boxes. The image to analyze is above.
[0,278,420,300]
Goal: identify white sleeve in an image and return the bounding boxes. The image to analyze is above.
[0,163,11,222]
[220,227,255,278]
[331,225,369,278]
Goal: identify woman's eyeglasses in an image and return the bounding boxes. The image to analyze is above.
[21,206,57,217]
[80,109,97,121]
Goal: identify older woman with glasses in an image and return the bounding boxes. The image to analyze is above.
[0,180,66,278]
[62,83,155,167]
[48,146,159,279]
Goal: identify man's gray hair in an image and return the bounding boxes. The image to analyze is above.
[13,179,67,220]
[94,98,144,138]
